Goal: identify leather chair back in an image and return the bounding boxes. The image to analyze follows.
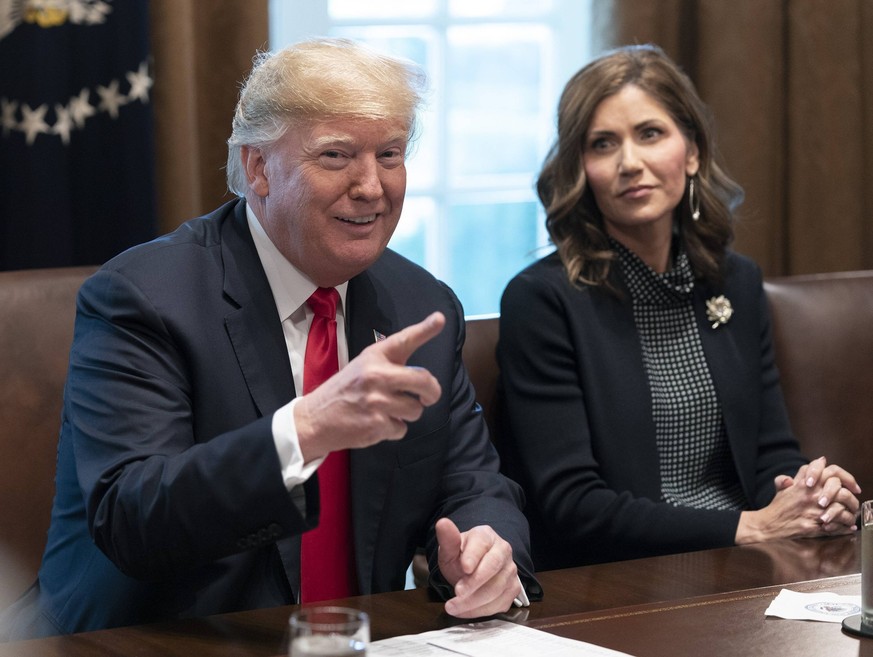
[462,314,501,441]
[0,266,95,607]
[765,271,873,496]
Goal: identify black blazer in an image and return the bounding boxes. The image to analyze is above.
[4,199,538,638]
[497,250,806,570]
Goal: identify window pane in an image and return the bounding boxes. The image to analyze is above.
[331,26,431,67]
[330,26,439,192]
[449,0,554,18]
[446,25,552,186]
[329,0,436,19]
[388,196,435,267]
[445,199,543,315]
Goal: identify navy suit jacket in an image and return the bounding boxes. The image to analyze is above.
[497,250,807,570]
[3,199,538,638]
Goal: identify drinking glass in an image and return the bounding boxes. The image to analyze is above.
[288,606,369,656]
[843,500,873,637]
[862,501,873,627]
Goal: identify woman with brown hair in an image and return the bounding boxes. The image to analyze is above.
[498,44,860,570]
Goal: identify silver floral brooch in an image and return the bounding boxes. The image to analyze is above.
[706,295,733,329]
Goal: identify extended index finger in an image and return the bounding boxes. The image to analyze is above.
[379,312,446,365]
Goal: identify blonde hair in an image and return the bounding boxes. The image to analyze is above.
[226,38,427,196]
[538,44,744,289]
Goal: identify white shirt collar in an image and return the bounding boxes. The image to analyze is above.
[245,203,348,321]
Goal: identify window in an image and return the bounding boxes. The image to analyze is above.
[269,0,592,315]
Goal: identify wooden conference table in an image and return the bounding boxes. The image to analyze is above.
[0,533,865,656]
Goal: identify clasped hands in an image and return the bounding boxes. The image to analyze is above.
[294,311,524,617]
[737,456,861,544]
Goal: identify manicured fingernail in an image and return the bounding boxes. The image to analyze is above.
[806,477,815,487]
[819,497,828,508]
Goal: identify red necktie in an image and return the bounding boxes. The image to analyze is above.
[299,287,356,602]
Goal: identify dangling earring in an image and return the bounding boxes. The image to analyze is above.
[688,177,701,222]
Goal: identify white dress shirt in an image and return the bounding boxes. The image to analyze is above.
[246,204,349,490]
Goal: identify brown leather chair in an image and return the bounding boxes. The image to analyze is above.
[0,266,95,607]
[765,271,873,496]
[462,314,501,441]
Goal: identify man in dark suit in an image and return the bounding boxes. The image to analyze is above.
[1,38,540,639]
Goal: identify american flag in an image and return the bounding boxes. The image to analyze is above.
[0,0,157,269]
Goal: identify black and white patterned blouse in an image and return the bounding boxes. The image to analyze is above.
[612,239,748,511]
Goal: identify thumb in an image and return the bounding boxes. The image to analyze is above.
[436,517,462,566]
[378,312,445,365]
[774,474,794,491]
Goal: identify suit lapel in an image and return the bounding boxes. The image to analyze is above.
[218,202,309,598]
[591,274,662,496]
[221,202,296,415]
[346,269,400,594]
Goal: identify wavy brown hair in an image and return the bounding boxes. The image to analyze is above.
[538,44,744,289]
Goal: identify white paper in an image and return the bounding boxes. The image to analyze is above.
[764,588,862,623]
[368,619,634,656]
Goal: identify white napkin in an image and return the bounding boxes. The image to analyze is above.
[765,588,862,623]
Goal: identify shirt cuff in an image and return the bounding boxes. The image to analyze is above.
[273,397,324,489]
[513,574,530,607]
